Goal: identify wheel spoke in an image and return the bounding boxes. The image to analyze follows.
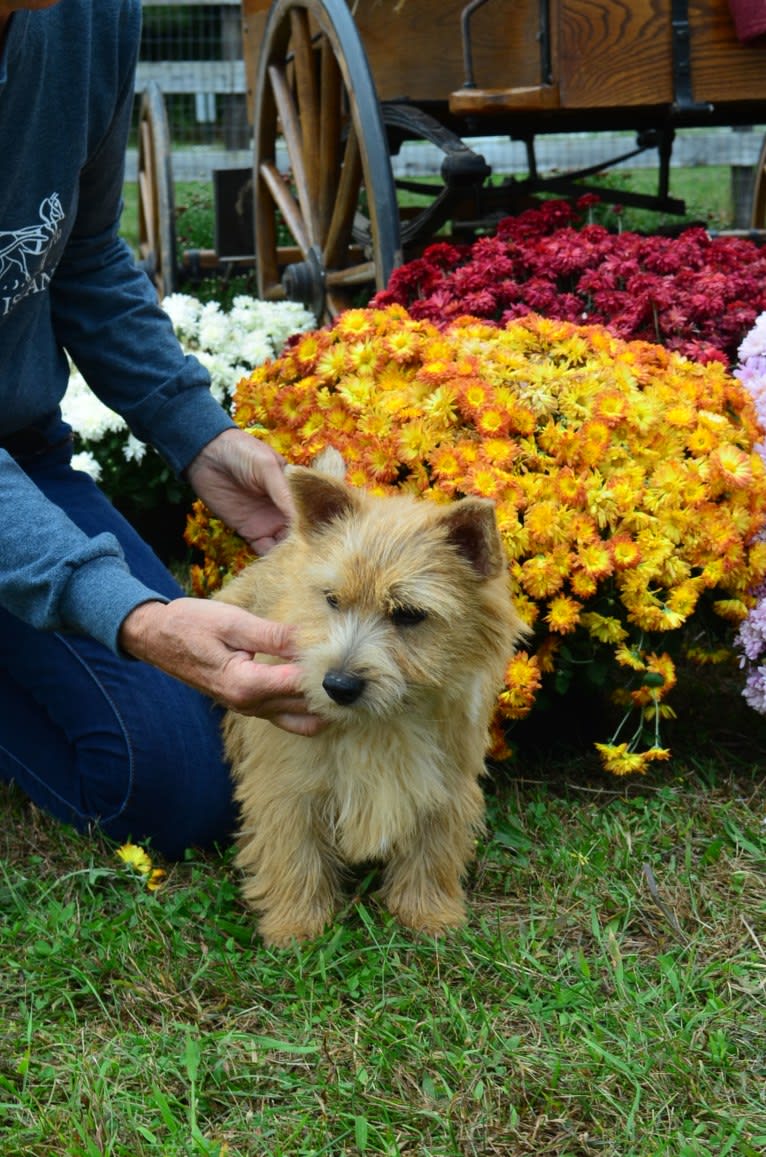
[289,9,321,212]
[259,160,311,254]
[323,122,362,268]
[138,172,155,251]
[317,37,343,239]
[268,62,316,242]
[326,260,376,286]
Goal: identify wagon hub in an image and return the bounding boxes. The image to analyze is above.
[282,245,326,319]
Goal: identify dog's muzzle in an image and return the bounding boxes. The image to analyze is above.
[322,670,366,706]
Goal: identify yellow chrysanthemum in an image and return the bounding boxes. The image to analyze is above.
[594,743,647,775]
[712,597,749,622]
[709,444,754,489]
[545,595,582,634]
[579,612,628,644]
[500,652,542,718]
[609,533,641,570]
[520,553,566,599]
[316,344,349,379]
[575,541,613,580]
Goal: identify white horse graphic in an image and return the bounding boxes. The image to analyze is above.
[0,194,64,289]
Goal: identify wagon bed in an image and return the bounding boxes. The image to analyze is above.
[138,0,766,317]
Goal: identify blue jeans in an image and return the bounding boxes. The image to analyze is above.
[0,425,237,858]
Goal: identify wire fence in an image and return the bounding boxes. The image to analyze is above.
[132,1,248,158]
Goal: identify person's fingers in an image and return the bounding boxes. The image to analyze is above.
[245,532,285,554]
[271,712,325,736]
[224,614,299,662]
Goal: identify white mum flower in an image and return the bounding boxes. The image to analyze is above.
[197,302,230,350]
[70,450,102,481]
[62,369,126,442]
[239,331,275,367]
[122,435,148,464]
[161,293,203,341]
[195,350,237,404]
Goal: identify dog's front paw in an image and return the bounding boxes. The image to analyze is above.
[385,892,467,937]
[258,907,334,948]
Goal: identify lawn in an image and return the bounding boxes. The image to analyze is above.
[1,660,765,1156]
[3,165,764,1156]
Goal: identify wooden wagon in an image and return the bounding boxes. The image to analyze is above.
[137,0,766,317]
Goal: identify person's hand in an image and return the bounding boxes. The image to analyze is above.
[186,428,293,554]
[119,598,321,736]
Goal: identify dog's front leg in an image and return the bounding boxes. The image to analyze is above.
[236,796,342,947]
[379,781,484,936]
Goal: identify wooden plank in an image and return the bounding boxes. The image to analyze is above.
[142,0,241,7]
[558,0,766,110]
[356,0,542,101]
[686,0,766,104]
[240,0,543,106]
[558,0,673,108]
[135,59,246,94]
[450,85,561,116]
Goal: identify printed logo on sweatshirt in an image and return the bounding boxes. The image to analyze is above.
[0,194,64,317]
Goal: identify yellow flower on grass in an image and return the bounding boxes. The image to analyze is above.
[147,869,167,892]
[594,743,671,776]
[116,844,166,891]
[116,843,152,875]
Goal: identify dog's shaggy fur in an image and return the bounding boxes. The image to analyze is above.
[215,452,525,945]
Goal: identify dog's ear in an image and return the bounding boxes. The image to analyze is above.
[286,466,359,537]
[438,498,505,579]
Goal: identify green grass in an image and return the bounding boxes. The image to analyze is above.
[2,662,765,1155]
[41,164,762,1155]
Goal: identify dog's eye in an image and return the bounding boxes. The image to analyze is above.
[391,606,427,627]
[325,591,340,610]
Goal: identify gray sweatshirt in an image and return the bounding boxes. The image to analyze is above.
[0,0,234,653]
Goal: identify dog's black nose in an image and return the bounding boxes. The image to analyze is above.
[322,670,366,705]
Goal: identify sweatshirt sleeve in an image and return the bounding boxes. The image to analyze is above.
[0,452,169,653]
[49,2,235,475]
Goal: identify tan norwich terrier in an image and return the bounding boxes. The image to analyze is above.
[215,450,526,946]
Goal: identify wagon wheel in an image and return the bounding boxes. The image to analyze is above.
[379,102,492,254]
[253,0,402,320]
[137,82,178,299]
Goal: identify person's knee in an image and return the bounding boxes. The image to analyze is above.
[83,706,237,858]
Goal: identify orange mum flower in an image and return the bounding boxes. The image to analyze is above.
[575,541,613,580]
[499,652,542,719]
[609,533,641,570]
